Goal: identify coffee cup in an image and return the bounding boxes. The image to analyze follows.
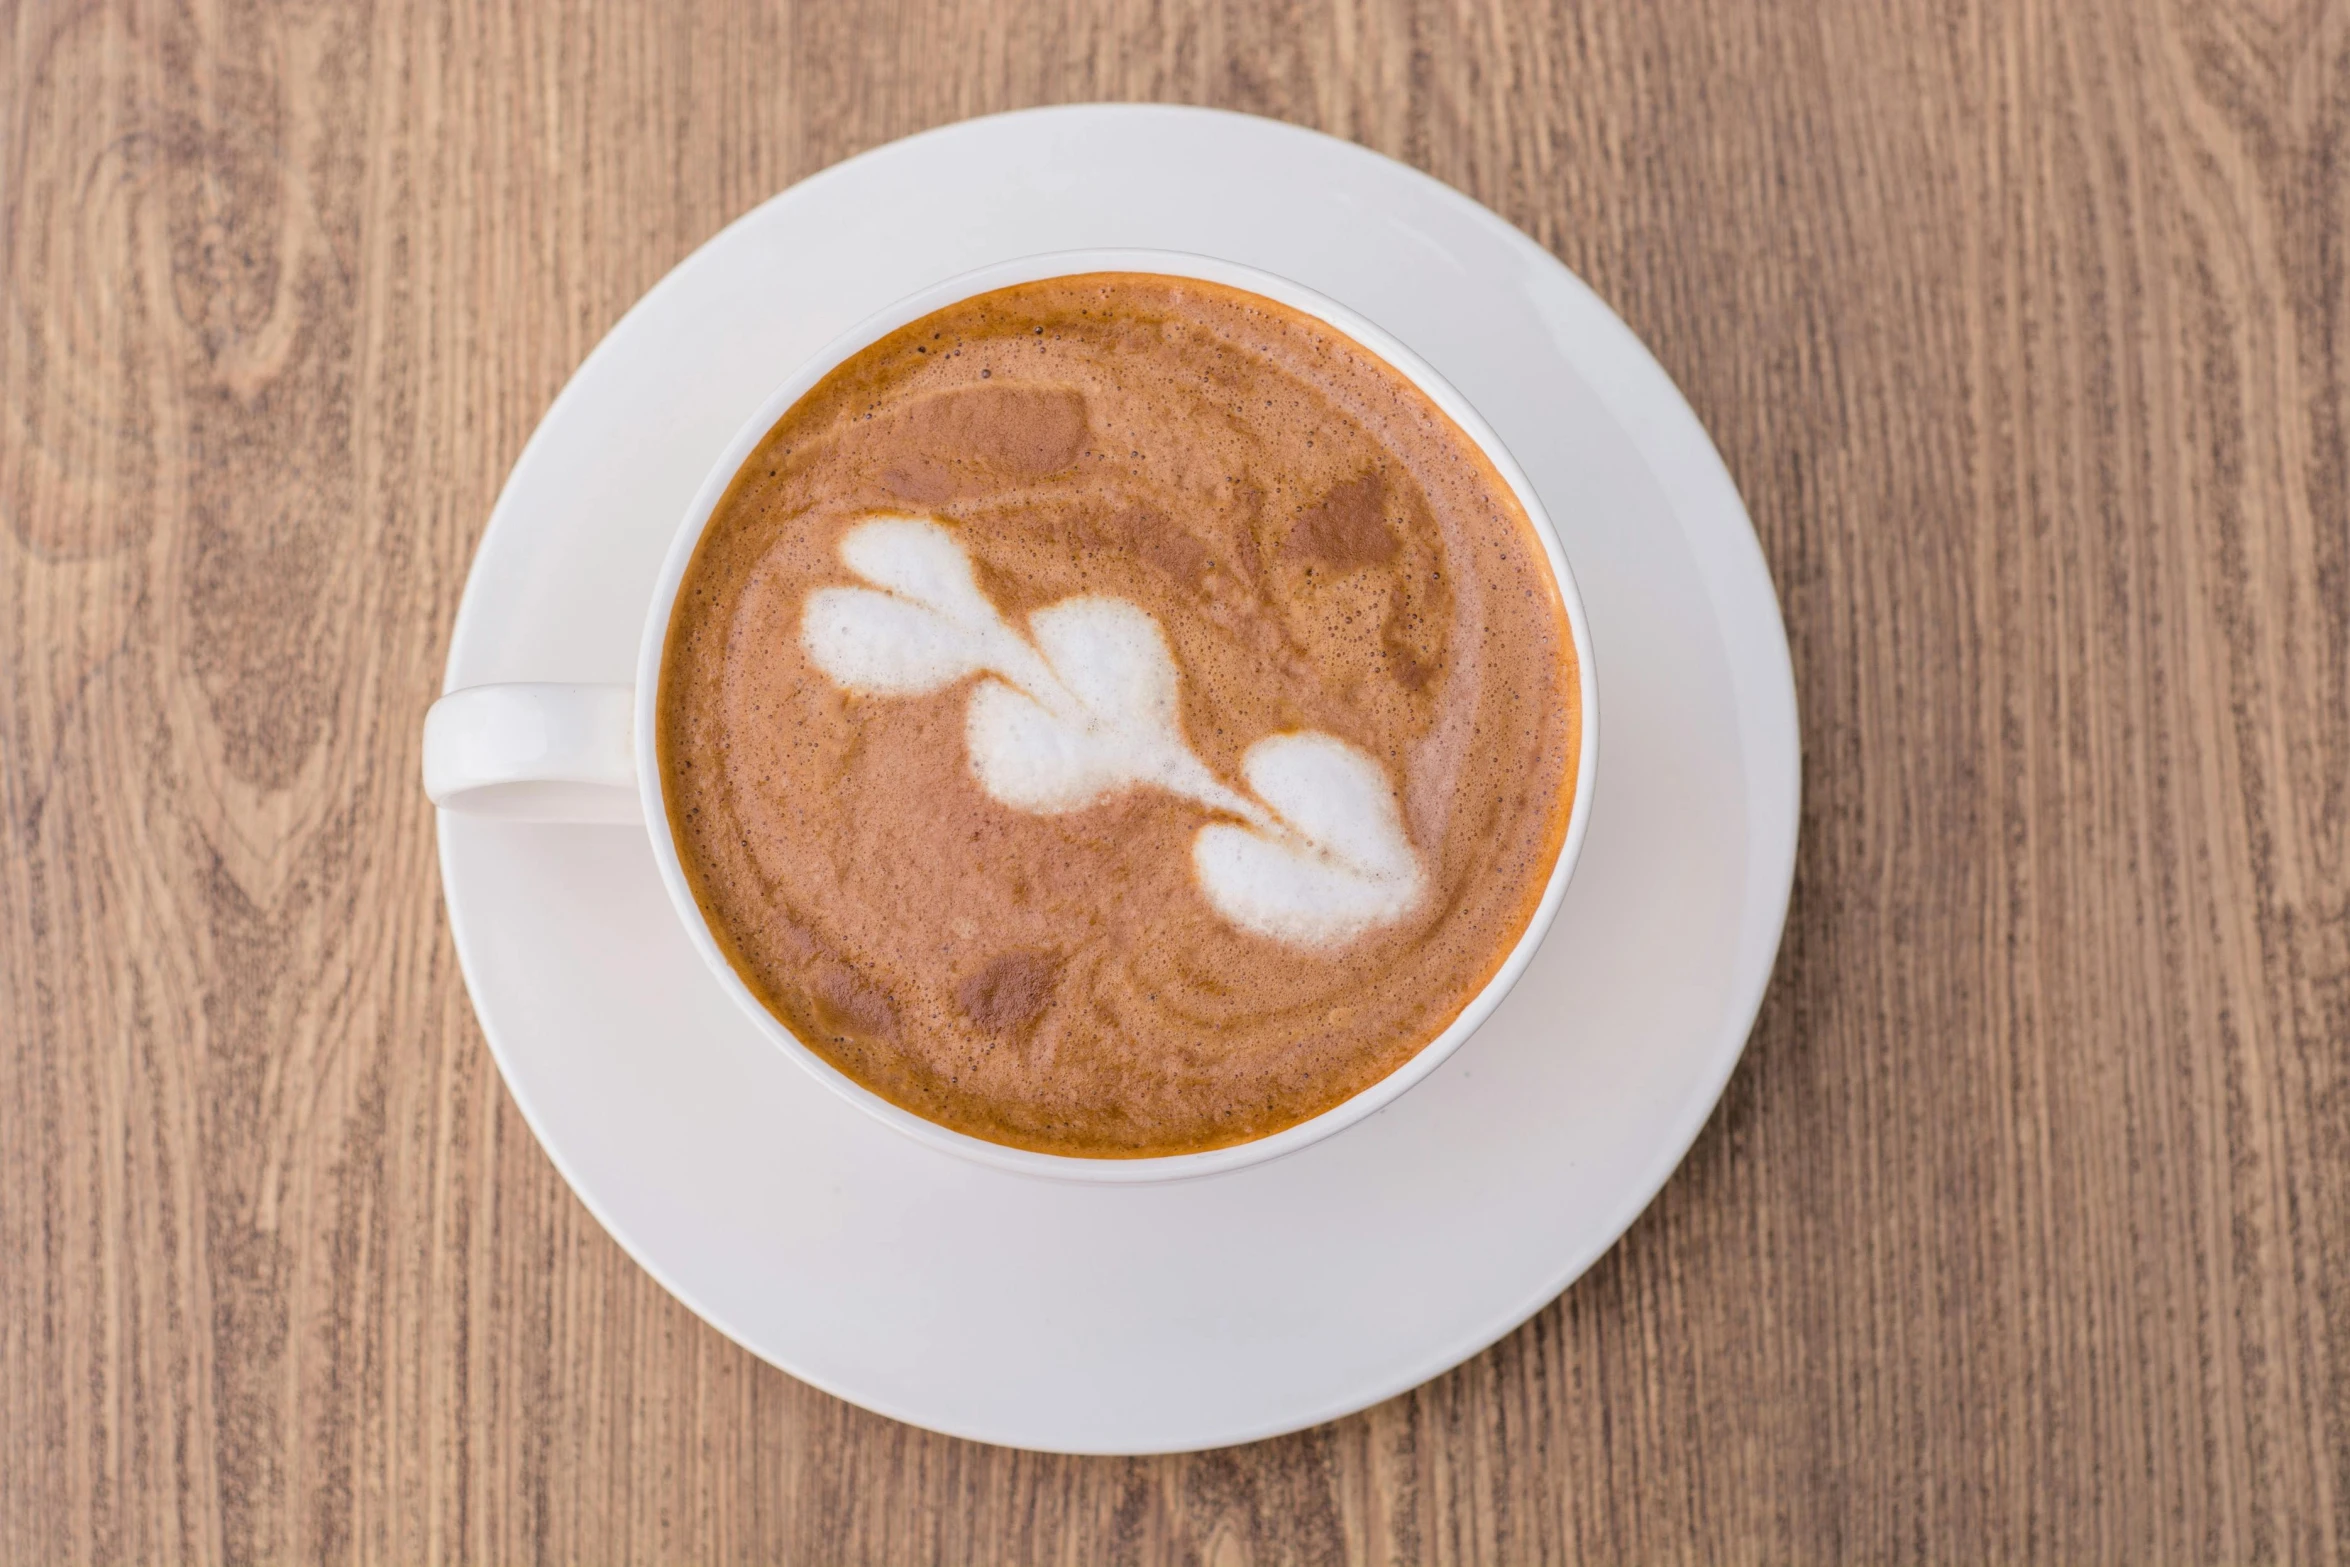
[424,249,1598,1182]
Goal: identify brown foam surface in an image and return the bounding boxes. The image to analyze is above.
[657,274,1580,1157]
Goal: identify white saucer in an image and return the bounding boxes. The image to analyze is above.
[439,105,1799,1455]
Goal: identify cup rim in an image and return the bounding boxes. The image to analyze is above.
[633,247,1600,1184]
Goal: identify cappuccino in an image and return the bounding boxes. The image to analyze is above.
[658,274,1579,1157]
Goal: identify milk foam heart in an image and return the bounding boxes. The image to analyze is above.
[1193,734,1424,945]
[800,516,1425,946]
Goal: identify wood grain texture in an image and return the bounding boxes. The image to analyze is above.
[4,0,2346,1559]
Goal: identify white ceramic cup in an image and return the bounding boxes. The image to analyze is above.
[423,248,1599,1182]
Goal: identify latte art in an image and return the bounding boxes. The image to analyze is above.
[657,273,1579,1157]
[802,515,1426,945]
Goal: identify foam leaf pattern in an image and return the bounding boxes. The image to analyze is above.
[802,586,983,694]
[800,515,1425,947]
[966,597,1227,814]
[838,515,1003,629]
[1193,734,1424,946]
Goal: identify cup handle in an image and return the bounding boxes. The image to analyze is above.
[422,683,642,824]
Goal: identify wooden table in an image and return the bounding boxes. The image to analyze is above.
[5,0,2346,1560]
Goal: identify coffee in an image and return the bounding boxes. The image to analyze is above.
[657,274,1579,1157]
